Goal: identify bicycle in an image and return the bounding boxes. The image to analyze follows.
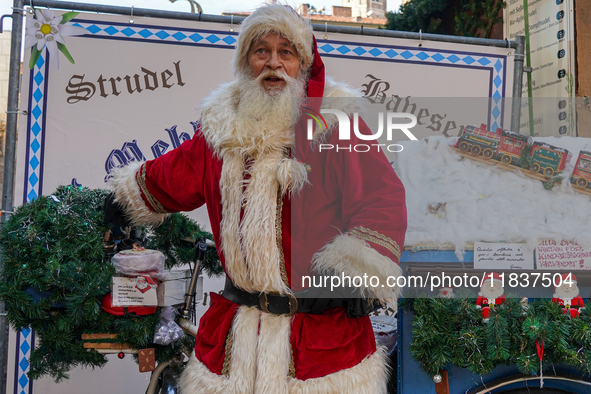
[146,237,213,394]
[95,237,212,394]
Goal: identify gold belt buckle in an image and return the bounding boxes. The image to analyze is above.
[259,292,298,316]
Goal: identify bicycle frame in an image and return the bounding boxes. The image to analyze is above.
[143,237,213,394]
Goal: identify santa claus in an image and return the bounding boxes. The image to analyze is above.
[437,286,455,298]
[105,3,406,394]
[135,275,156,294]
[553,273,585,318]
[476,272,506,322]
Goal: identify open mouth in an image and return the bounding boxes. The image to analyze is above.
[265,76,284,84]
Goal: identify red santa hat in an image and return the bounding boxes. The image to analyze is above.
[481,272,502,287]
[137,275,156,285]
[232,4,314,77]
[555,273,577,290]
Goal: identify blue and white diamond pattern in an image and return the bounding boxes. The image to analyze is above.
[318,42,506,128]
[17,328,33,394]
[72,21,237,47]
[18,49,46,394]
[69,21,508,127]
[26,52,46,203]
[490,59,505,130]
[318,43,500,67]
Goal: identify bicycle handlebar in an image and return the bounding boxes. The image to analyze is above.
[180,238,214,321]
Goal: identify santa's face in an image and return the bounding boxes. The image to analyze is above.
[556,282,579,299]
[438,287,454,298]
[247,33,301,93]
[136,277,149,290]
[482,280,504,299]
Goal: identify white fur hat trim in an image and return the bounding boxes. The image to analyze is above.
[232,4,314,77]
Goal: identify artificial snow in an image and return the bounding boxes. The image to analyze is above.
[395,136,591,259]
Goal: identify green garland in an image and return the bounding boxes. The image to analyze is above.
[0,185,221,382]
[406,297,591,378]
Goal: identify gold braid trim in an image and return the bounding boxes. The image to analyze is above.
[221,328,233,376]
[135,163,170,214]
[276,189,289,287]
[277,188,296,377]
[289,343,296,378]
[347,226,401,260]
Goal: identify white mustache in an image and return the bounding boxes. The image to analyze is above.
[257,69,292,83]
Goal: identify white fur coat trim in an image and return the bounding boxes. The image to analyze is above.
[179,345,389,394]
[311,234,403,304]
[313,76,366,139]
[277,158,308,195]
[109,161,170,227]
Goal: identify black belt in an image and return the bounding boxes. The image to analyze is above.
[222,277,348,316]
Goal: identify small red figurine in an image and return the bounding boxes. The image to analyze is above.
[553,273,585,318]
[476,272,506,322]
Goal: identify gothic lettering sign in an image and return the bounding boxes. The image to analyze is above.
[16,10,515,209]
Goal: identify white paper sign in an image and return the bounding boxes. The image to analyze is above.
[474,242,534,269]
[112,276,158,306]
[535,240,591,270]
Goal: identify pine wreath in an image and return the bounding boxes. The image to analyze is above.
[0,185,221,381]
[406,297,591,379]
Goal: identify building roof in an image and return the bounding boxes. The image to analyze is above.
[222,12,387,29]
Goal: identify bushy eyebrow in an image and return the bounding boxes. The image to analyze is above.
[254,40,295,49]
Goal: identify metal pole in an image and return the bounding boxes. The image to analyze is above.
[522,0,535,136]
[0,1,24,392]
[22,0,239,24]
[511,36,525,133]
[22,0,520,50]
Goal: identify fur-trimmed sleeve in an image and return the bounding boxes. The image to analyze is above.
[310,116,407,303]
[109,131,209,226]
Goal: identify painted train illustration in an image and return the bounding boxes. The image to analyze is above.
[571,150,591,190]
[454,124,573,178]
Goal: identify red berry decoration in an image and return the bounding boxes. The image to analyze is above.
[118,352,125,359]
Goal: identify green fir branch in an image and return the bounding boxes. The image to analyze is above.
[406,297,591,378]
[0,185,220,381]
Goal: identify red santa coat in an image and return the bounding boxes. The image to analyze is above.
[553,294,584,318]
[476,294,506,308]
[552,294,584,309]
[476,293,506,319]
[111,40,406,394]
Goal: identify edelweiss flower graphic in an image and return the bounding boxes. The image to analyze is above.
[24,9,87,70]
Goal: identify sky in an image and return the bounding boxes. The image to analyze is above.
[0,0,403,25]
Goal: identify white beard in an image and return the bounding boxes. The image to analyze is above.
[556,284,579,299]
[233,69,306,155]
[481,283,504,299]
[215,69,308,294]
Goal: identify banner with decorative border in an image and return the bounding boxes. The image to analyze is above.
[14,9,515,392]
